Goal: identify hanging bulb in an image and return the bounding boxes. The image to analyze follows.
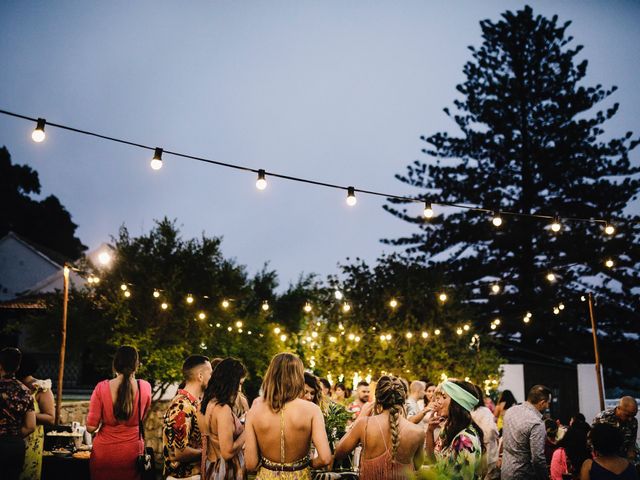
[421,331,429,339]
[389,298,398,309]
[380,334,386,342]
[31,118,46,142]
[405,332,413,339]
[221,299,230,309]
[438,292,448,303]
[385,334,392,340]
[235,320,243,328]
[495,318,502,325]
[346,186,357,206]
[161,302,169,310]
[153,290,160,298]
[150,147,163,170]
[491,284,501,294]
[303,302,312,313]
[604,223,615,236]
[186,295,194,304]
[546,272,556,282]
[490,323,497,330]
[261,301,269,311]
[463,324,470,331]
[523,316,531,324]
[342,302,351,313]
[120,284,128,291]
[558,303,565,311]
[434,329,441,335]
[456,328,463,335]
[256,169,267,190]
[273,327,281,334]
[491,212,503,227]
[423,202,434,219]
[553,307,560,315]
[123,290,131,298]
[550,217,561,232]
[198,312,206,320]
[334,290,344,300]
[279,334,287,342]
[605,258,614,268]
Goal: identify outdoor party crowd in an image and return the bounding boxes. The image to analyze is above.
[0,346,638,480]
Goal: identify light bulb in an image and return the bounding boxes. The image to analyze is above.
[346,186,357,206]
[438,292,448,303]
[97,251,112,266]
[279,334,287,342]
[342,303,351,313]
[385,334,392,340]
[153,290,160,298]
[150,147,163,170]
[198,312,206,320]
[495,318,502,325]
[553,307,560,315]
[303,303,312,313]
[423,202,434,219]
[456,328,463,335]
[334,290,343,300]
[580,295,586,302]
[120,284,128,291]
[329,336,337,343]
[550,217,561,232]
[490,324,497,330]
[604,223,615,236]
[558,303,565,310]
[421,331,428,339]
[273,327,281,334]
[227,326,232,332]
[491,213,503,227]
[261,301,269,311]
[546,273,556,282]
[463,324,470,331]
[605,259,614,268]
[311,331,318,338]
[256,169,267,190]
[186,295,194,304]
[380,334,386,341]
[124,290,131,298]
[523,317,530,323]
[348,333,355,341]
[525,313,531,319]
[31,118,46,142]
[235,321,243,328]
[389,298,398,308]
[221,299,230,309]
[434,329,441,335]
[161,302,168,310]
[406,332,413,339]
[491,284,500,294]
[355,336,361,342]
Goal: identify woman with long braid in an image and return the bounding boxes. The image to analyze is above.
[334,375,425,479]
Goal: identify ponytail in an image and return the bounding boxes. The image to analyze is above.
[112,346,138,422]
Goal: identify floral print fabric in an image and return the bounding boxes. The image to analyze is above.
[433,426,482,480]
[162,389,202,478]
[20,379,51,480]
[0,376,34,437]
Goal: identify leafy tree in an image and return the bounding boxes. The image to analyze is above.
[297,255,503,388]
[384,7,640,393]
[0,146,86,259]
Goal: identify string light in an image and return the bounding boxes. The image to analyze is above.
[329,336,337,343]
[605,258,614,268]
[120,284,128,291]
[31,118,46,142]
[456,328,463,335]
[153,290,160,298]
[256,169,267,190]
[161,302,168,310]
[558,303,565,311]
[303,302,312,313]
[546,272,556,282]
[273,327,281,334]
[495,318,502,325]
[221,299,230,309]
[227,326,233,332]
[150,147,163,170]
[438,292,448,303]
[491,284,500,294]
[186,295,194,304]
[261,301,269,311]
[235,320,243,328]
[421,331,428,339]
[423,202,434,219]
[389,298,398,309]
[580,295,586,302]
[279,334,287,342]
[435,329,441,335]
[123,290,131,298]
[553,307,560,315]
[380,334,386,342]
[491,212,503,227]
[334,290,344,300]
[198,312,206,320]
[523,316,531,324]
[348,333,355,341]
[342,302,351,313]
[524,313,531,320]
[311,331,318,338]
[346,186,357,206]
[490,323,497,330]
[385,334,392,341]
[463,324,470,331]
[604,223,615,235]
[550,217,561,233]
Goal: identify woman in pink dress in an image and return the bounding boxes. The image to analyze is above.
[87,345,152,480]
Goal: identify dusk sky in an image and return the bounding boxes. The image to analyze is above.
[2,1,639,288]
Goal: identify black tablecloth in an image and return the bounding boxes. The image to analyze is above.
[42,455,90,480]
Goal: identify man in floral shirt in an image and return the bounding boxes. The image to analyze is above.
[593,397,638,461]
[162,355,213,479]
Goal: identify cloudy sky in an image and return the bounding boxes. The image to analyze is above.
[1,1,638,287]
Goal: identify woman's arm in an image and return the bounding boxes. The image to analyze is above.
[334,416,364,462]
[310,405,332,468]
[243,409,259,472]
[36,389,55,426]
[21,410,36,437]
[424,416,441,463]
[493,402,504,419]
[217,405,245,461]
[86,383,103,433]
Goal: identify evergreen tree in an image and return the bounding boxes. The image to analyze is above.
[384,6,640,393]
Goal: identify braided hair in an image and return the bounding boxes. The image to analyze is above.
[375,375,407,460]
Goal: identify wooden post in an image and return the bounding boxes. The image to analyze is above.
[587,293,605,412]
[55,265,70,425]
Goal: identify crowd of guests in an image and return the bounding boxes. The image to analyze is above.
[0,345,638,480]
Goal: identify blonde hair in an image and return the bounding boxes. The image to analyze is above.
[261,353,305,412]
[375,375,407,460]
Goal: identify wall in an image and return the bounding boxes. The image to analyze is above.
[499,364,525,403]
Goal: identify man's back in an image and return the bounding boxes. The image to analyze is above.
[501,402,547,480]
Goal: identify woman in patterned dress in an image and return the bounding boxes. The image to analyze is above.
[244,353,332,480]
[17,355,55,480]
[425,380,484,480]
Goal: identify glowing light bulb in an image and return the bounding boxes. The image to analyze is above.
[92,277,100,284]
[153,290,160,298]
[550,217,561,232]
[605,258,614,268]
[150,147,163,170]
[161,302,168,310]
[523,317,530,324]
[124,290,131,298]
[280,334,287,342]
[348,333,355,341]
[380,334,386,341]
[273,327,281,334]
[490,323,497,330]
[491,284,500,294]
[120,284,128,291]
[227,326,232,332]
[604,224,615,235]
[221,299,230,309]
[311,331,318,338]
[355,336,361,342]
[434,329,441,335]
[491,213,503,227]
[456,328,463,335]
[198,312,206,320]
[186,295,194,304]
[235,321,243,328]
[346,186,357,206]
[463,324,470,331]
[438,292,448,303]
[405,332,413,339]
[525,313,531,319]
[385,334,392,341]
[216,323,221,327]
[553,307,560,315]
[389,298,398,309]
[546,273,556,282]
[97,251,112,266]
[334,290,343,300]
[580,295,586,302]
[256,169,267,190]
[421,331,428,339]
[558,303,565,311]
[329,336,337,343]
[423,202,434,219]
[342,303,351,313]
[261,301,269,311]
[303,302,312,313]
[31,118,46,142]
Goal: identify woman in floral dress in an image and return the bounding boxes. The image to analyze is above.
[425,380,484,480]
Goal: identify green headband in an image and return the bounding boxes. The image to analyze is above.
[440,380,479,412]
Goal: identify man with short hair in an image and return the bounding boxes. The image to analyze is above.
[347,381,370,418]
[407,381,432,424]
[162,355,213,480]
[501,385,551,480]
[593,396,638,460]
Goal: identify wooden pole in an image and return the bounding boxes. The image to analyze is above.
[55,265,70,425]
[587,293,605,412]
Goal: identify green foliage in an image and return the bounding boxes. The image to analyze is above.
[384,6,640,392]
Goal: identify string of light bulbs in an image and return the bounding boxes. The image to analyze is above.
[0,108,624,234]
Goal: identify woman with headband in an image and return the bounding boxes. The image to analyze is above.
[425,380,484,480]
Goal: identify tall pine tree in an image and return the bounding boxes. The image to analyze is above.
[384,6,640,393]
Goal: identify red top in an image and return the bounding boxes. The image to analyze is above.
[87,379,152,480]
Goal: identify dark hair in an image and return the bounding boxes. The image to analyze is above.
[590,423,624,456]
[571,413,586,424]
[443,380,485,451]
[472,384,485,409]
[424,382,435,390]
[319,378,331,390]
[112,346,139,422]
[375,376,407,460]
[335,383,346,391]
[182,355,209,380]
[201,357,247,414]
[357,381,369,388]
[304,372,322,405]
[544,418,558,439]
[16,353,39,379]
[527,385,552,404]
[0,347,21,375]
[557,421,591,472]
[498,389,517,409]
